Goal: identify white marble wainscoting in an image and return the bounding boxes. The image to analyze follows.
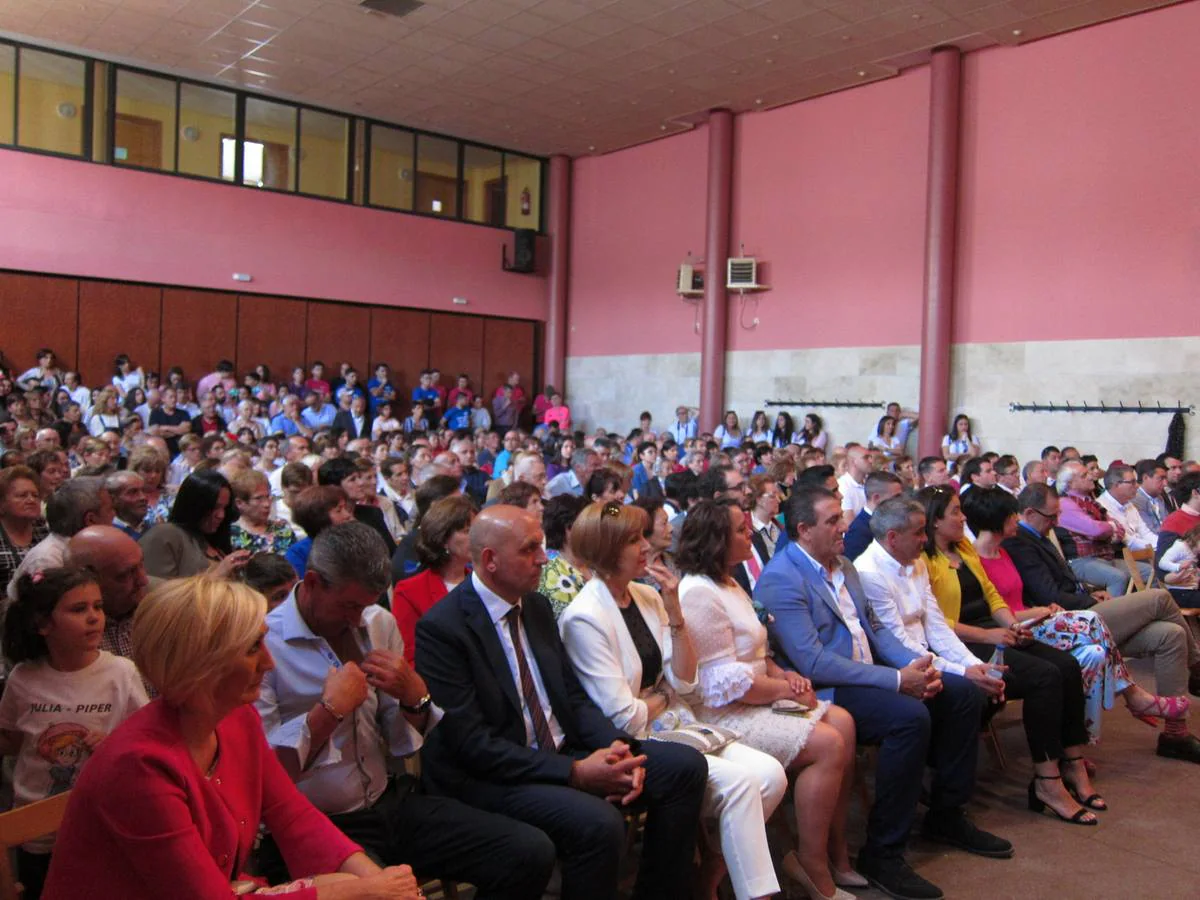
[565,336,1199,463]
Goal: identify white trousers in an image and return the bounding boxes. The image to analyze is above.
[704,740,787,900]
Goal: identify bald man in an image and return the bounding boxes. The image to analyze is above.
[415,507,707,900]
[68,525,150,663]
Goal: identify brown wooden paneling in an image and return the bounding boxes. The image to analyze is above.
[482,319,537,397]
[0,273,79,374]
[428,313,484,398]
[369,307,430,402]
[236,295,308,382]
[160,288,237,386]
[305,301,371,379]
[78,281,161,387]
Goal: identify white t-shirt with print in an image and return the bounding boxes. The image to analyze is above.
[0,651,148,852]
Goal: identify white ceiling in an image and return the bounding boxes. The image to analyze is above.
[0,0,1183,156]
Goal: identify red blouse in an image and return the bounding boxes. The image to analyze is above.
[43,700,360,900]
[392,568,450,664]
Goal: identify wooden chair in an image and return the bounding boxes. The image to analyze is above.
[1123,547,1157,593]
[0,792,72,900]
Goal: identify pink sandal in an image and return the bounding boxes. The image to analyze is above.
[1129,693,1190,726]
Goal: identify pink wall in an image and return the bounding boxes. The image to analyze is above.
[955,0,1200,343]
[0,150,547,321]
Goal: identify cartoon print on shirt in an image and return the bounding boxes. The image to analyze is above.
[37,723,91,796]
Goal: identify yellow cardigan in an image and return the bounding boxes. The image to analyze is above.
[923,540,1009,627]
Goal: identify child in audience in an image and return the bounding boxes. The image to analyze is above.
[1159,524,1200,589]
[241,552,299,610]
[0,567,149,898]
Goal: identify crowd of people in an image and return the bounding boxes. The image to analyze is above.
[2,345,1199,900]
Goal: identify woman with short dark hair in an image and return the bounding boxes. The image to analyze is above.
[538,494,590,618]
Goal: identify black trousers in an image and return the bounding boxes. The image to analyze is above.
[465,741,708,900]
[16,849,50,900]
[257,777,555,900]
[967,641,1088,762]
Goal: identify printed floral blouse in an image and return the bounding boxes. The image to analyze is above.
[230,519,298,555]
[539,551,588,619]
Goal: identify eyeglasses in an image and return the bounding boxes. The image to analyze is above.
[1116,479,1137,487]
[1029,507,1058,520]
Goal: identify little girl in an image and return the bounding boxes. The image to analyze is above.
[0,567,149,898]
[1159,524,1200,584]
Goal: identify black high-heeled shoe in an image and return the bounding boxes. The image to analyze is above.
[1027,775,1098,826]
[1062,755,1107,810]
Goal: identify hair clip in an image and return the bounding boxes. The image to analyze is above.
[603,503,622,517]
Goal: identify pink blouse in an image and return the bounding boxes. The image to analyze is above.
[977,547,1025,612]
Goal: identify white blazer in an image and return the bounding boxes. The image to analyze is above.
[559,579,698,738]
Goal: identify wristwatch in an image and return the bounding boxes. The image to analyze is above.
[401,693,432,715]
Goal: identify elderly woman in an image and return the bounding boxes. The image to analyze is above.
[25,448,69,503]
[230,470,298,555]
[141,470,251,581]
[560,502,787,900]
[41,575,419,899]
[632,496,674,592]
[495,480,544,517]
[392,495,475,665]
[917,486,1101,825]
[538,494,590,618]
[963,486,1181,749]
[678,500,860,900]
[128,446,172,527]
[285,485,355,578]
[0,466,50,590]
[87,388,123,437]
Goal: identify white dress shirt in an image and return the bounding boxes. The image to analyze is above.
[1097,491,1156,551]
[472,573,566,752]
[855,541,984,676]
[837,473,867,517]
[794,546,873,666]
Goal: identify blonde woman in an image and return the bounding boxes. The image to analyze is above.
[87,388,122,437]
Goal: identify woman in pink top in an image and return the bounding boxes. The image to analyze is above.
[964,488,1186,756]
[43,575,420,900]
[543,391,571,432]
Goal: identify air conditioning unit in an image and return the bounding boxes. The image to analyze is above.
[677,264,703,296]
[726,257,761,290]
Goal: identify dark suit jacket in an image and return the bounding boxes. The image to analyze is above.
[732,529,772,595]
[415,578,632,802]
[1001,526,1094,610]
[332,410,373,440]
[843,509,873,561]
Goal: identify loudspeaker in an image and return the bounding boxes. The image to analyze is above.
[510,229,536,273]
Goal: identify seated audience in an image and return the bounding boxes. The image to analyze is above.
[332,394,372,441]
[495,480,544,516]
[678,500,861,900]
[87,388,122,437]
[631,496,675,589]
[0,566,148,898]
[714,411,743,449]
[1055,460,1133,596]
[285,485,355,578]
[585,468,624,505]
[105,470,148,537]
[797,414,828,451]
[756,487,1011,900]
[868,415,903,459]
[67,525,149,664]
[546,447,599,498]
[560,502,787,900]
[317,457,396,557]
[842,470,903,562]
[241,551,299,610]
[140,470,250,580]
[229,469,298,554]
[538,494,590,618]
[391,475,461,582]
[0,466,51,591]
[26,449,69,503]
[917,455,950,489]
[415,506,708,900]
[42,574,419,899]
[941,415,980,463]
[1132,458,1170,532]
[392,495,475,664]
[1097,462,1158,557]
[957,456,996,494]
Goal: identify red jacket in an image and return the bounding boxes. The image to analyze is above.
[393,568,450,664]
[43,701,360,899]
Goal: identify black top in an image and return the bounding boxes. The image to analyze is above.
[617,601,663,691]
[957,562,997,628]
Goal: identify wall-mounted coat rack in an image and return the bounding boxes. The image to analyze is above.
[765,399,884,410]
[1008,401,1194,415]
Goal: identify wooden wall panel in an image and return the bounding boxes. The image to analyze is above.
[482,319,537,399]
[78,281,161,386]
[236,295,308,382]
[305,302,370,379]
[0,273,79,374]
[160,288,237,386]
[369,308,430,403]
[429,313,484,396]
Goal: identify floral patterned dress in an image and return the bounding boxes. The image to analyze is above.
[230,519,298,555]
[538,551,588,619]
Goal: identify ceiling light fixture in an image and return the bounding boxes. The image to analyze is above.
[857,70,867,77]
[1012,28,1023,36]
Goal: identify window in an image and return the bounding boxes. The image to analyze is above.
[504,153,541,231]
[0,44,14,145]
[298,108,349,200]
[113,69,176,171]
[416,134,458,218]
[244,97,296,191]
[221,136,267,185]
[17,48,86,156]
[368,123,414,211]
[463,145,503,226]
[178,82,235,180]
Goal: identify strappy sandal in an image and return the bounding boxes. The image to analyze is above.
[1027,775,1098,826]
[1062,756,1107,810]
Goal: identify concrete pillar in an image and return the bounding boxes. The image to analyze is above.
[699,109,734,432]
[544,154,571,394]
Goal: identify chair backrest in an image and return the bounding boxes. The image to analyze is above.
[1123,547,1156,592]
[0,792,72,900]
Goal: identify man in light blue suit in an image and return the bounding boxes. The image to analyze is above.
[756,487,1012,900]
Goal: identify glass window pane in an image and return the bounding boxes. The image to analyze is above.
[298,108,348,199]
[416,134,458,218]
[368,124,413,211]
[17,48,85,156]
[244,97,296,191]
[463,145,503,226]
[504,153,541,230]
[113,69,175,171]
[178,83,235,180]
[0,45,13,146]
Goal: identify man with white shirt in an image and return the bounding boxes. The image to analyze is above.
[843,470,903,562]
[302,390,337,431]
[669,404,698,445]
[1098,464,1157,552]
[61,370,91,412]
[993,455,1021,495]
[255,522,554,898]
[957,457,996,495]
[837,444,871,523]
[856,497,1006,694]
[270,435,312,497]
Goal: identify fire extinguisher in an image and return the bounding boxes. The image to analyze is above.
[520,187,531,216]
